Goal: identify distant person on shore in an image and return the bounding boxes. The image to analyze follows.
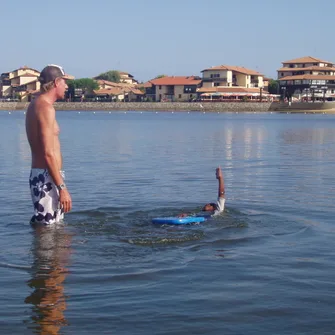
[25,64,72,224]
[178,166,225,218]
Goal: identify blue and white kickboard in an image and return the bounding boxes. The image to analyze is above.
[152,216,206,225]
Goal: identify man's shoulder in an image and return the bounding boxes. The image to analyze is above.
[30,96,55,115]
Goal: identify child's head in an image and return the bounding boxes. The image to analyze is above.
[202,203,217,212]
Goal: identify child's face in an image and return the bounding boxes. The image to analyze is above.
[202,204,215,212]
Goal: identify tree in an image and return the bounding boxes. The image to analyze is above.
[268,79,279,94]
[95,70,121,83]
[67,78,99,94]
[155,74,166,79]
[67,78,99,100]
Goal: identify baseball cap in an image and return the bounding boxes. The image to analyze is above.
[39,64,72,84]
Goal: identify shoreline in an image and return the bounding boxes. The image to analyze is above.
[1,101,335,113]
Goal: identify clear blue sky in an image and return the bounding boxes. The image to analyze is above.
[1,0,334,82]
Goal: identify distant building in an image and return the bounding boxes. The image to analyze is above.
[197,86,273,102]
[93,71,138,85]
[0,66,40,101]
[0,73,11,97]
[137,81,155,101]
[15,79,41,102]
[0,65,74,102]
[199,65,267,101]
[93,87,126,101]
[93,80,144,101]
[95,79,133,90]
[278,56,335,101]
[263,77,270,91]
[201,65,264,89]
[119,72,138,84]
[127,87,145,101]
[143,76,202,102]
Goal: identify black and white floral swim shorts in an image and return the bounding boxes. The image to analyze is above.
[29,169,65,224]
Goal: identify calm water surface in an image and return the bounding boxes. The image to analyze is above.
[0,110,335,334]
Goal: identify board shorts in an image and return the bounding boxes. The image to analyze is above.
[29,169,65,224]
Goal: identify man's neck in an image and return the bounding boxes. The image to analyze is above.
[41,90,58,104]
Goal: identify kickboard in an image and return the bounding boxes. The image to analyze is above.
[152,216,206,225]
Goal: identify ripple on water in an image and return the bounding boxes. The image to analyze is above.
[66,205,251,248]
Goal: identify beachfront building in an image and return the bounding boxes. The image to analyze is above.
[199,65,269,101]
[0,73,11,98]
[127,87,145,101]
[0,66,40,101]
[14,80,41,102]
[119,72,138,85]
[93,87,126,101]
[96,79,134,90]
[278,56,335,101]
[143,76,202,102]
[198,87,275,102]
[137,81,155,100]
[94,79,143,101]
[93,80,144,101]
[94,71,138,85]
[263,77,270,91]
[93,87,144,102]
[201,65,264,89]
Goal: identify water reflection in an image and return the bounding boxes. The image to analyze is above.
[281,127,335,145]
[25,225,72,335]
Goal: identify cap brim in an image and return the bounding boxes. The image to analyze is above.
[61,74,74,80]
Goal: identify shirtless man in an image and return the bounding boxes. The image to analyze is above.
[26,64,72,224]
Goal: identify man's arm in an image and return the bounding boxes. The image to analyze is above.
[216,167,225,198]
[38,104,72,213]
[212,166,225,215]
[38,105,63,185]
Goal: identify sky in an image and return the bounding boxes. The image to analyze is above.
[1,0,334,82]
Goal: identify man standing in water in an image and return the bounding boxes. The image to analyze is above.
[26,64,72,224]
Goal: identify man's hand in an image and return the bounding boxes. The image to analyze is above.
[59,188,72,213]
[177,213,188,218]
[216,166,223,180]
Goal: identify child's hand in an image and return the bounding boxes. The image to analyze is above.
[216,167,223,179]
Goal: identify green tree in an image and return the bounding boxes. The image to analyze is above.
[155,74,166,79]
[268,79,279,94]
[95,70,121,83]
[67,78,99,94]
